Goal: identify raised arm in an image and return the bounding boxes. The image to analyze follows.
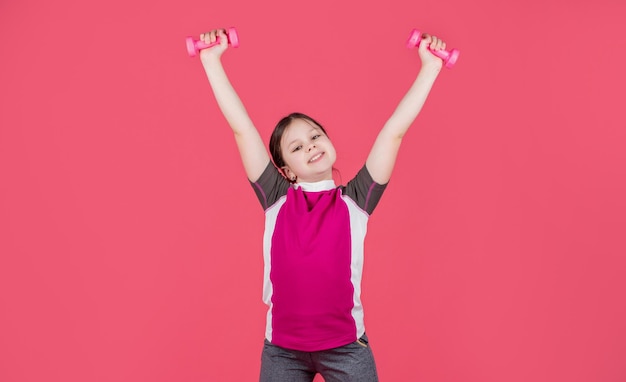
[365,34,446,184]
[200,29,270,182]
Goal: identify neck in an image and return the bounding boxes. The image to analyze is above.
[297,170,333,183]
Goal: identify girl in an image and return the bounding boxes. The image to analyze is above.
[199,28,447,382]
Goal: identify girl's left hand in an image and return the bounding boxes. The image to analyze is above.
[418,34,446,70]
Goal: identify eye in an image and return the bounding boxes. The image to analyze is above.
[291,145,302,152]
[312,134,321,140]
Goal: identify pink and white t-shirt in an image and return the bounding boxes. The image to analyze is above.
[251,162,387,352]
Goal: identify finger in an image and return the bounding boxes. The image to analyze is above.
[202,31,212,44]
[430,35,439,50]
[434,38,444,51]
[217,29,228,45]
[435,37,444,51]
[419,34,432,53]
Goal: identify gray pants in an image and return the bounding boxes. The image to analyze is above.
[260,334,379,382]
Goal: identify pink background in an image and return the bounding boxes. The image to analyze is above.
[1,0,625,381]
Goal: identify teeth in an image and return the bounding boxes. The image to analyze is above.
[309,153,322,162]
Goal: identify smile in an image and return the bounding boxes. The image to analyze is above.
[308,152,324,163]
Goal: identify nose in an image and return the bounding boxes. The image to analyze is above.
[307,143,316,152]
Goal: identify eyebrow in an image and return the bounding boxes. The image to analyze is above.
[286,128,320,147]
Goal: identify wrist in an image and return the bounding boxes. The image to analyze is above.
[201,54,223,68]
[417,63,442,80]
[420,62,442,74]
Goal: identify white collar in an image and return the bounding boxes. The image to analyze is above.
[295,180,336,192]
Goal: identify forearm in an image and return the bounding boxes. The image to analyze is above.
[202,54,269,181]
[203,56,256,136]
[383,63,441,139]
[365,63,441,183]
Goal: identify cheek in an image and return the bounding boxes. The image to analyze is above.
[281,151,299,171]
[326,142,337,156]
[282,150,293,163]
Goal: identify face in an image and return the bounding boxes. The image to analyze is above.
[280,118,337,183]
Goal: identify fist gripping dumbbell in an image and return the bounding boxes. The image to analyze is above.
[406,29,459,68]
[186,27,239,57]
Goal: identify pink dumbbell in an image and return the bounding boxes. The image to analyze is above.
[406,29,459,68]
[186,27,239,57]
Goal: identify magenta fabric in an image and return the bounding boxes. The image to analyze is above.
[270,187,356,351]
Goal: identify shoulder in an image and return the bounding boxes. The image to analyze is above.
[250,161,291,210]
[341,165,388,215]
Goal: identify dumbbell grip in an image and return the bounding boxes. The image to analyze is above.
[434,48,460,68]
[186,27,239,57]
[430,48,451,61]
[195,39,224,50]
[419,45,459,68]
[407,29,459,68]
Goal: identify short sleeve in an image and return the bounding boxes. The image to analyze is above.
[342,165,388,215]
[250,161,291,210]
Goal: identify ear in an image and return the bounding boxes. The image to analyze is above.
[282,166,297,182]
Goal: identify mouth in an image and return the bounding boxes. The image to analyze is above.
[308,152,324,163]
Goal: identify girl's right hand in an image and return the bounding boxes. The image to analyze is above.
[199,29,229,65]
[417,33,445,71]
